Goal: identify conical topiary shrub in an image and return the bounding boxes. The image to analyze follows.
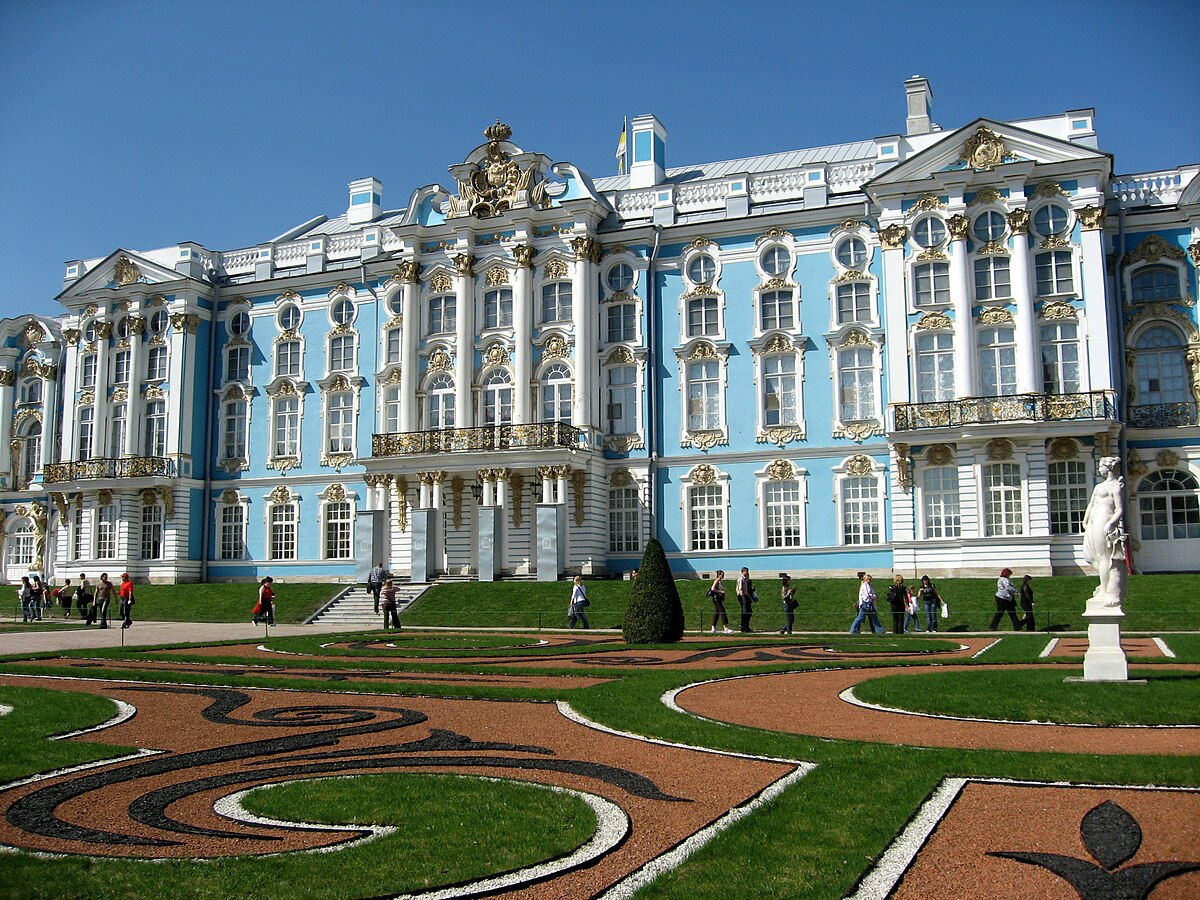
[622,538,685,644]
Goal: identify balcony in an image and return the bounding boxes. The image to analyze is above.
[372,422,587,457]
[1129,402,1199,429]
[42,456,174,484]
[893,391,1117,432]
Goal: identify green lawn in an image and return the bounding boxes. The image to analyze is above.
[118,582,339,624]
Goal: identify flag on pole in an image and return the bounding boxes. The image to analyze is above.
[615,117,628,175]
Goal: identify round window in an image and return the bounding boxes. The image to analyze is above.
[761,246,791,277]
[115,317,129,340]
[332,298,355,325]
[606,263,634,293]
[1033,203,1070,237]
[229,311,250,337]
[912,217,946,248]
[387,292,403,316]
[687,254,716,284]
[835,237,867,268]
[278,304,301,331]
[149,309,169,335]
[83,321,97,343]
[972,211,1007,243]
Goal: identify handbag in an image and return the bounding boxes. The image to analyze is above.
[940,601,949,619]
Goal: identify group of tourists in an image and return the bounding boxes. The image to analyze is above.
[991,568,1037,631]
[368,563,402,629]
[16,572,135,629]
[852,573,945,635]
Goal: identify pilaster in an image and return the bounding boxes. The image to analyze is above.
[570,236,600,429]
[1008,208,1040,393]
[452,253,475,427]
[398,261,421,432]
[512,245,534,423]
[947,219,976,398]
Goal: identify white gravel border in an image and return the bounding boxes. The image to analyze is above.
[970,638,1001,658]
[1153,637,1176,658]
[51,698,137,740]
[1039,638,1059,657]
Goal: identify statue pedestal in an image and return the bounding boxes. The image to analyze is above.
[1079,605,1129,682]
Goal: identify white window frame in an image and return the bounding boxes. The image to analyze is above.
[481,368,514,426]
[677,342,729,446]
[982,460,1026,537]
[224,344,250,384]
[920,461,961,540]
[427,293,457,336]
[483,287,515,331]
[324,389,355,456]
[538,361,573,425]
[1127,261,1187,304]
[751,337,806,441]
[96,503,119,559]
[275,338,303,379]
[424,371,456,429]
[77,406,95,460]
[328,333,356,374]
[680,466,730,553]
[140,501,164,560]
[1035,248,1077,297]
[829,331,884,440]
[7,520,34,568]
[1048,458,1089,535]
[912,261,951,308]
[977,325,1018,397]
[266,490,299,561]
[146,345,168,382]
[219,496,247,561]
[269,390,302,463]
[320,490,356,560]
[1040,320,1082,394]
[678,243,725,342]
[540,282,572,326]
[914,330,955,403]
[608,483,642,553]
[973,254,1012,302]
[144,400,167,457]
[757,461,808,549]
[833,456,885,546]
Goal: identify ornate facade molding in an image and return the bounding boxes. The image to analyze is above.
[485,266,510,287]
[844,454,873,477]
[1007,208,1031,234]
[610,468,634,487]
[1075,204,1106,231]
[756,426,806,447]
[1048,437,1080,460]
[427,348,453,372]
[879,224,908,249]
[114,256,142,285]
[1126,234,1186,266]
[916,311,952,330]
[570,236,602,264]
[603,433,645,453]
[833,420,884,443]
[915,247,947,262]
[947,214,970,241]
[430,271,453,293]
[681,429,728,451]
[543,257,569,280]
[894,443,912,492]
[910,194,946,215]
[484,343,511,368]
[968,188,1005,207]
[1041,300,1078,320]
[571,469,586,527]
[689,463,717,485]
[451,253,475,277]
[927,443,953,466]
[960,126,1008,169]
[987,438,1014,461]
[978,307,1014,325]
[765,459,795,481]
[512,244,535,268]
[542,334,570,359]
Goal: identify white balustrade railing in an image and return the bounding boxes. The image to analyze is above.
[615,190,656,215]
[274,240,307,266]
[219,248,258,274]
[676,181,728,212]
[828,162,875,192]
[327,233,362,257]
[1110,171,1186,207]
[749,171,806,202]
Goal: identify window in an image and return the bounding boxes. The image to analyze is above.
[269,503,297,560]
[483,370,513,426]
[225,345,250,383]
[222,398,248,460]
[115,316,130,341]
[273,395,299,457]
[228,310,250,337]
[838,347,875,421]
[329,335,354,372]
[383,385,402,434]
[606,302,636,343]
[916,332,955,402]
[689,484,725,550]
[923,465,961,539]
[1131,266,1182,302]
[1041,322,1080,394]
[146,346,168,381]
[841,475,880,544]
[836,237,867,268]
[609,487,640,553]
[1036,250,1074,296]
[978,327,1018,396]
[974,256,1011,301]
[112,349,131,385]
[763,355,798,426]
[149,309,169,336]
[83,320,97,343]
[606,365,637,435]
[331,298,355,325]
[7,522,34,568]
[912,216,946,248]
[275,340,301,378]
[760,289,795,331]
[1033,203,1070,237]
[145,400,167,457]
[17,422,41,482]
[972,211,1006,243]
[761,245,791,276]
[836,282,871,324]
[428,295,456,333]
[1134,327,1188,405]
[540,363,573,424]
[17,377,41,406]
[141,504,164,560]
[606,263,634,293]
[81,354,97,389]
[687,296,718,337]
[96,505,118,559]
[687,254,716,284]
[72,507,84,560]
[77,407,94,459]
[387,292,403,316]
[427,374,455,428]
[687,359,720,431]
[220,504,246,560]
[278,303,301,331]
[1049,460,1088,535]
[384,328,401,365]
[327,392,353,454]
[324,501,352,559]
[541,283,572,323]
[914,262,950,306]
[1138,470,1200,541]
[110,403,127,456]
[764,480,803,548]
[983,462,1024,536]
[483,288,514,329]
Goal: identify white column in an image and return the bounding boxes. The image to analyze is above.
[419,480,432,509]
[432,477,443,509]
[1009,212,1040,394]
[947,221,976,398]
[60,334,80,459]
[512,247,533,423]
[1077,206,1114,389]
[124,315,147,456]
[541,471,553,504]
[879,226,910,406]
[0,371,14,479]
[571,238,597,430]
[166,312,192,457]
[93,321,112,457]
[495,472,507,508]
[555,470,568,505]
[399,264,420,433]
[453,255,475,428]
[482,478,495,507]
[39,368,59,470]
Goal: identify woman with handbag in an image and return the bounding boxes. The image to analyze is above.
[708,570,732,633]
[850,574,885,635]
[779,574,797,635]
[917,575,942,633]
[567,575,589,629]
[736,567,757,633]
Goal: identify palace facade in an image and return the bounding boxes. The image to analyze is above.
[3,77,1199,583]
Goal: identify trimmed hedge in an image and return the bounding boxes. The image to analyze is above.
[622,538,685,643]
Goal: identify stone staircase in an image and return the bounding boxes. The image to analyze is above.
[305,581,430,627]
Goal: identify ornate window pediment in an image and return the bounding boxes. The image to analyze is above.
[446,121,549,219]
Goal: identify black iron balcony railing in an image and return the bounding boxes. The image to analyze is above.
[1129,402,1200,429]
[42,456,174,484]
[372,422,586,457]
[893,390,1117,431]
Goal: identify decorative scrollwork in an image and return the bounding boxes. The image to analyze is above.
[485,266,509,287]
[543,257,569,280]
[756,426,806,447]
[947,214,970,241]
[114,257,142,285]
[765,459,794,481]
[844,454,873,477]
[690,463,717,485]
[542,335,570,359]
[430,271,453,293]
[969,188,1005,207]
[681,430,728,451]
[427,348,452,372]
[1041,300,1078,320]
[1076,205,1106,231]
[911,195,946,214]
[1049,437,1079,460]
[979,308,1014,325]
[879,224,908,249]
[916,311,952,330]
[1126,234,1186,266]
[1007,208,1031,234]
[960,126,1008,170]
[610,468,634,487]
[987,438,1014,460]
[485,343,511,368]
[512,244,535,268]
[927,444,953,466]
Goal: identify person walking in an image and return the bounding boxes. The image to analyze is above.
[31,575,44,621]
[850,574,885,635]
[55,578,73,619]
[94,574,113,629]
[886,575,908,634]
[736,567,757,633]
[779,574,797,635]
[902,581,923,633]
[990,567,1021,630]
[253,577,275,625]
[567,575,589,629]
[708,570,732,633]
[367,562,388,615]
[1018,574,1036,631]
[381,578,401,630]
[118,573,135,629]
[76,574,93,625]
[917,575,942,633]
[17,577,34,623]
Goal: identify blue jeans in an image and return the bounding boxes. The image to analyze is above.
[568,606,589,628]
[850,606,885,634]
[925,600,939,631]
[903,611,922,632]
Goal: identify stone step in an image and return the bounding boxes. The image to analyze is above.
[306,582,430,625]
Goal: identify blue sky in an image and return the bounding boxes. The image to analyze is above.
[2,0,1197,320]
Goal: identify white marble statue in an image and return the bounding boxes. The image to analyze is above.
[1081,455,1128,609]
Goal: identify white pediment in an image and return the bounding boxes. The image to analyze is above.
[56,248,206,303]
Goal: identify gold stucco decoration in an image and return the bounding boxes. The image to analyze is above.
[451,253,475,277]
[1007,208,1031,234]
[911,194,946,214]
[927,444,953,466]
[987,438,1014,461]
[430,271,453,293]
[427,348,452,372]
[1126,234,1186,266]
[961,127,1008,170]
[947,214,970,241]
[879,224,908,249]
[1049,437,1079,460]
[1041,300,1078,320]
[844,455,873,477]
[765,459,794,481]
[610,469,634,487]
[979,308,1014,325]
[114,257,142,285]
[543,257,569,280]
[690,463,717,486]
[542,335,570,359]
[485,344,511,368]
[605,346,636,365]
[916,312,952,330]
[1156,450,1181,469]
[452,121,537,219]
[512,244,535,268]
[762,334,794,354]
[1075,205,1106,231]
[894,443,912,492]
[485,266,509,287]
[969,188,1004,207]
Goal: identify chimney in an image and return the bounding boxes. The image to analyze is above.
[905,76,933,136]
[347,177,382,225]
[629,115,667,189]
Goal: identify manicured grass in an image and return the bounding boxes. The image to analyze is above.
[848,667,1200,725]
[116,582,339,624]
[0,685,131,780]
[404,573,1200,632]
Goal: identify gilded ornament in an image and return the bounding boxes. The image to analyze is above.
[911,195,946,214]
[571,469,586,527]
[485,266,509,287]
[960,127,1008,170]
[604,434,645,452]
[762,334,794,354]
[1041,300,1078,320]
[1040,234,1072,250]
[49,492,69,520]
[0,370,14,387]
[894,443,912,492]
[756,425,806,447]
[1036,182,1069,198]
[22,321,46,346]
[691,237,713,249]
[686,342,719,361]
[761,277,794,291]
[977,240,1009,256]
[1188,242,1200,268]
[395,259,421,283]
[947,214,970,241]
[834,269,867,282]
[544,258,569,280]
[835,420,883,443]
[536,465,557,483]
[427,348,452,372]
[128,315,146,336]
[321,452,353,472]
[542,335,570,359]
[382,367,403,385]
[509,472,524,527]
[114,257,142,285]
[879,224,908,249]
[603,244,630,257]
[83,304,99,317]
[1096,432,1112,457]
[838,219,863,232]
[690,463,717,486]
[140,488,158,506]
[916,311,952,330]
[512,244,535,268]
[605,346,636,365]
[681,430,727,451]
[220,489,240,504]
[1049,437,1079,460]
[112,387,128,403]
[1126,234,1186,266]
[987,438,1014,461]
[1126,302,1200,343]
[453,121,536,219]
[610,469,634,487]
[63,328,81,346]
[268,485,291,503]
[324,483,347,502]
[760,227,789,242]
[838,329,874,349]
[159,487,175,518]
[915,247,947,262]
[78,391,94,406]
[969,188,1004,207]
[1127,450,1147,479]
[430,271,453,293]
[844,455,873,477]
[96,321,113,340]
[451,253,475,277]
[1007,208,1031,234]
[978,308,1014,325]
[485,344,511,368]
[1075,204,1106,231]
[570,236,602,263]
[765,459,795,481]
[927,444,953,466]
[1156,449,1181,469]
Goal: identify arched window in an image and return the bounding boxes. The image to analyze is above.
[326,392,353,454]
[1133,326,1188,405]
[541,283,572,324]
[17,421,41,484]
[540,363,573,424]
[145,400,167,457]
[1131,266,1181,302]
[273,395,300,458]
[427,373,455,429]
[483,370,513,426]
[1041,322,1080,394]
[1138,469,1200,541]
[17,377,41,406]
